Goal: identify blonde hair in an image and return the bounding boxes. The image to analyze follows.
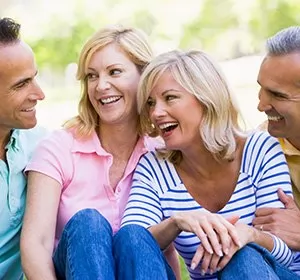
[64,25,152,137]
[138,50,244,163]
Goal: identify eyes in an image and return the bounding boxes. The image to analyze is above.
[146,95,177,107]
[269,90,288,100]
[86,68,122,80]
[13,79,32,90]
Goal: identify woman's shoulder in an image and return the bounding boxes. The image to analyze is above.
[45,128,75,144]
[143,136,165,152]
[245,129,279,149]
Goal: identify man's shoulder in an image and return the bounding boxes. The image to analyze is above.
[13,126,50,154]
[16,125,50,140]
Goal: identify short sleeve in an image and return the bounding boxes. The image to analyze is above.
[25,129,74,188]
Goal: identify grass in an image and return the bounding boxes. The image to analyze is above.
[179,256,190,279]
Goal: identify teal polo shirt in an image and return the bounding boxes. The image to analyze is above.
[0,126,48,280]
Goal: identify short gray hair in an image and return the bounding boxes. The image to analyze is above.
[266,26,300,55]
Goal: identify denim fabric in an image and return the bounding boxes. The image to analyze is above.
[218,243,300,280]
[52,209,175,280]
[113,224,176,280]
[53,209,115,280]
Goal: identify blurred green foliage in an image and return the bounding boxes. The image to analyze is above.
[27,0,300,69]
[26,0,300,70]
[30,17,95,70]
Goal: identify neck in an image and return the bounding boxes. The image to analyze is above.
[287,137,300,151]
[179,148,223,179]
[178,136,244,179]
[97,121,139,158]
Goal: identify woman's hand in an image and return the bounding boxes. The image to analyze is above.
[191,223,254,275]
[172,211,241,260]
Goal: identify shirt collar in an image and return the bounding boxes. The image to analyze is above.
[279,138,300,156]
[5,129,20,151]
[71,131,150,156]
[71,131,109,155]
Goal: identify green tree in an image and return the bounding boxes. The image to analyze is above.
[249,0,300,50]
[29,17,96,70]
[180,0,239,53]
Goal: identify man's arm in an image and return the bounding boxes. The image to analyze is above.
[253,188,300,250]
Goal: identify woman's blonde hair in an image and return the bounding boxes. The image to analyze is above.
[138,50,244,163]
[64,25,153,137]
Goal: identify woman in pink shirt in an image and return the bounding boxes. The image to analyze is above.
[20,26,179,280]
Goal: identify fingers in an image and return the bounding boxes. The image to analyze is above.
[217,251,233,270]
[255,207,276,216]
[277,188,296,209]
[207,253,221,274]
[191,246,221,275]
[201,221,224,256]
[217,219,241,251]
[202,215,240,256]
[190,245,205,270]
[193,226,214,255]
[200,250,213,276]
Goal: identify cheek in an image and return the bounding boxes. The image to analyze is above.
[126,82,139,98]
[148,106,154,118]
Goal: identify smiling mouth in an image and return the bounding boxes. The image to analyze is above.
[268,115,284,122]
[99,96,122,105]
[158,122,178,133]
[21,107,35,112]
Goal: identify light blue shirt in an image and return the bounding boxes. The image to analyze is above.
[0,126,48,280]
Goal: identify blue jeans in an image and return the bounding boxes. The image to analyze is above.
[53,209,175,280]
[218,243,300,280]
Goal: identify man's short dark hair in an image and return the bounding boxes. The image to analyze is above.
[0,17,20,45]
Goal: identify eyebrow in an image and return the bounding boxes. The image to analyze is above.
[87,63,123,71]
[161,89,180,96]
[257,80,288,97]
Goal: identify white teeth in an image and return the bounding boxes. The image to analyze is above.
[100,96,121,104]
[268,115,283,121]
[22,107,34,112]
[159,123,177,129]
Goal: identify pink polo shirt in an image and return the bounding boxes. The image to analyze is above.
[25,129,157,249]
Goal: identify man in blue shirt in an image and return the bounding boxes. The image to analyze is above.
[0,18,47,279]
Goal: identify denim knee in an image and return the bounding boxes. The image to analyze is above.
[64,208,113,237]
[219,244,279,280]
[114,224,153,248]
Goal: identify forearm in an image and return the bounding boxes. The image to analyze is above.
[252,227,274,252]
[252,227,293,266]
[164,244,181,280]
[149,216,181,250]
[21,241,57,280]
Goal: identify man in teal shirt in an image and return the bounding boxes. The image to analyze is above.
[0,18,47,279]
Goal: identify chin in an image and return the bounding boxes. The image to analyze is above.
[21,121,37,129]
[267,128,284,138]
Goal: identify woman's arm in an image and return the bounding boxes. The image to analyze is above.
[253,134,294,266]
[122,154,240,258]
[21,171,61,280]
[164,244,181,280]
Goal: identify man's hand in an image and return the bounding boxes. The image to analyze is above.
[253,188,300,250]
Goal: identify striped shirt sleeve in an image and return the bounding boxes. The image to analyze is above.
[244,131,294,266]
[121,152,164,228]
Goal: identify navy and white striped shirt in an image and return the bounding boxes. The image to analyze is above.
[122,131,300,279]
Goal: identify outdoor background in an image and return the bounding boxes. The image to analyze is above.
[3,0,300,131]
[2,0,299,278]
